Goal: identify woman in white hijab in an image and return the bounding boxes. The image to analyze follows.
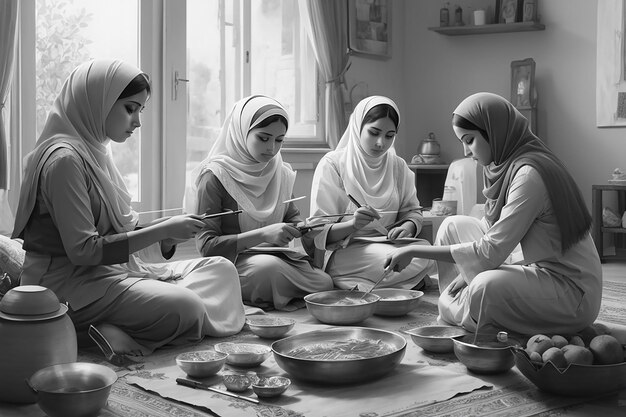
[12,60,245,364]
[306,96,435,291]
[189,95,333,311]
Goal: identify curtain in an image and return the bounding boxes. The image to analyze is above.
[299,0,350,149]
[0,0,19,235]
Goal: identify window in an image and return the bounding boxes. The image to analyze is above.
[13,0,321,214]
[33,0,141,200]
[185,0,323,189]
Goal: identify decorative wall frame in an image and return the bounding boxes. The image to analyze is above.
[496,0,521,23]
[510,58,535,109]
[596,0,626,127]
[348,0,391,59]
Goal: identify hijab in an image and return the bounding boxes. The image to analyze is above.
[189,95,295,230]
[335,95,404,210]
[13,59,144,238]
[453,92,591,252]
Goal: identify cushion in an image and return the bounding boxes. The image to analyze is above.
[0,235,25,290]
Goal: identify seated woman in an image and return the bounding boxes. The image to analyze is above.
[188,95,333,311]
[12,59,246,364]
[305,96,435,291]
[384,92,602,336]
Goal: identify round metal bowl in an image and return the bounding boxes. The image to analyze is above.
[403,325,469,353]
[371,289,424,317]
[251,376,291,398]
[27,362,117,417]
[246,316,296,339]
[176,350,228,378]
[513,348,626,397]
[271,327,406,384]
[304,290,380,325]
[452,334,515,374]
[214,342,271,368]
[222,374,253,392]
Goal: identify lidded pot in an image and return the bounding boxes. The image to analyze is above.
[0,285,77,403]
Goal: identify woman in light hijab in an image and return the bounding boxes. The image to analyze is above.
[12,60,245,364]
[306,96,435,291]
[385,92,602,336]
[189,95,333,311]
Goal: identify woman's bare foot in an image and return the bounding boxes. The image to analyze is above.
[89,324,151,361]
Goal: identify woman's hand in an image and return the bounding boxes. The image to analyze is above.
[157,214,207,241]
[383,246,416,273]
[260,223,302,246]
[447,275,467,297]
[387,221,416,240]
[351,206,381,231]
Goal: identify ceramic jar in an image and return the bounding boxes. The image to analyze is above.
[0,285,77,404]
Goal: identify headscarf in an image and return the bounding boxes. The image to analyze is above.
[12,59,143,238]
[189,95,295,230]
[453,92,591,252]
[335,95,403,210]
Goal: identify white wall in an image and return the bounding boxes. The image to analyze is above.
[293,0,623,214]
[400,0,623,209]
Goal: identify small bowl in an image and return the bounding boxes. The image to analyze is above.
[214,342,272,368]
[27,362,117,417]
[403,325,468,353]
[222,374,253,392]
[251,376,291,398]
[452,334,515,374]
[0,285,66,319]
[372,289,424,316]
[304,290,380,325]
[176,350,228,378]
[246,316,296,339]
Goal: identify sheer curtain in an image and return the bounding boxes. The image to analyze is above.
[299,0,350,149]
[0,0,19,236]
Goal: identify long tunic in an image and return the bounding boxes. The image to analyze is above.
[436,165,602,335]
[195,170,334,311]
[20,147,245,351]
[306,151,435,291]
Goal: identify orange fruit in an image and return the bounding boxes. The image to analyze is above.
[589,334,623,365]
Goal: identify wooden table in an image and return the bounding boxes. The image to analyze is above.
[408,163,449,209]
[591,184,626,262]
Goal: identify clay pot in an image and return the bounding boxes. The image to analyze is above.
[0,285,77,404]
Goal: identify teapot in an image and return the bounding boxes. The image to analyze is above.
[0,285,77,403]
[412,132,443,165]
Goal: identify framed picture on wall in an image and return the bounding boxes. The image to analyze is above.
[510,58,536,109]
[496,0,521,23]
[348,0,392,59]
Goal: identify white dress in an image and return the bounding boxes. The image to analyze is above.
[436,166,602,335]
[307,150,435,291]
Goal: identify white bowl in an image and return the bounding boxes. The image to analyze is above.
[214,342,271,368]
[246,316,295,339]
[175,350,228,378]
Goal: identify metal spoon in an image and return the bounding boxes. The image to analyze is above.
[360,268,392,299]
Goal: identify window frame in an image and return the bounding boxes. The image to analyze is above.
[10,0,326,215]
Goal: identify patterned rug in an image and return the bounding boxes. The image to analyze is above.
[57,280,625,417]
[597,280,626,326]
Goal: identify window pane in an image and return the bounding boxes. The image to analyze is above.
[250,0,318,138]
[35,0,140,199]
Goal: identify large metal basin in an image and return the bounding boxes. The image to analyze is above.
[271,327,406,384]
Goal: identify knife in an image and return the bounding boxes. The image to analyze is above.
[347,194,389,236]
[176,377,260,404]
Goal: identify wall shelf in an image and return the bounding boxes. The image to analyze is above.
[428,21,545,36]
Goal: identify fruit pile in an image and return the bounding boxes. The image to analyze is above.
[525,333,625,369]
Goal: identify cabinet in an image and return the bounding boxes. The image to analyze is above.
[591,184,626,262]
[408,164,449,209]
[428,21,545,36]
